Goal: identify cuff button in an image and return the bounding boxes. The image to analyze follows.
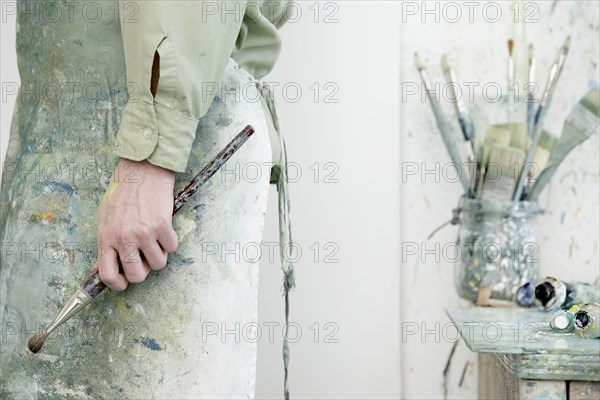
[140,127,152,138]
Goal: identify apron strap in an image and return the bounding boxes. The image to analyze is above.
[257,82,295,400]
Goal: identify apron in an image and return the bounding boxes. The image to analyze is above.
[0,1,294,398]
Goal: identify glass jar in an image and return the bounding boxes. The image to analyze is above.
[454,198,541,302]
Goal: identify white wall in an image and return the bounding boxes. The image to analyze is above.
[255,2,401,398]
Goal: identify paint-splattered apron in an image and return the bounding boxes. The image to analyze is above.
[0,1,286,398]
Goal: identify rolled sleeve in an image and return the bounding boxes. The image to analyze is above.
[115,0,247,172]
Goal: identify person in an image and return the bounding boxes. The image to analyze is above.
[0,1,294,398]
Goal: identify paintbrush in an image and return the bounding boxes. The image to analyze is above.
[441,54,475,146]
[481,144,525,202]
[415,52,470,191]
[475,165,486,199]
[527,44,536,138]
[28,125,255,354]
[528,88,599,200]
[507,39,515,122]
[522,130,557,196]
[513,36,571,202]
[441,54,477,197]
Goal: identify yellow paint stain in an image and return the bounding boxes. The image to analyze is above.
[31,211,54,222]
[177,217,196,242]
[115,297,128,316]
[423,196,430,208]
[574,206,581,220]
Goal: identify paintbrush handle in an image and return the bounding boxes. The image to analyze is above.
[81,125,255,300]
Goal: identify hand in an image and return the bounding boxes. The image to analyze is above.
[92,158,179,291]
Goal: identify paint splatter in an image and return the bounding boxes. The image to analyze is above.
[560,212,566,224]
[574,205,581,220]
[174,257,195,267]
[135,337,162,351]
[423,196,430,208]
[31,211,54,223]
[45,181,75,196]
[569,237,575,258]
[115,298,128,316]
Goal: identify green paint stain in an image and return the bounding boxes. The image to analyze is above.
[32,182,44,194]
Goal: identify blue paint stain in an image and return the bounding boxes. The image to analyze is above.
[136,337,162,351]
[46,181,75,196]
[179,258,195,265]
[95,86,129,103]
[193,204,205,212]
[173,257,195,267]
[560,212,566,224]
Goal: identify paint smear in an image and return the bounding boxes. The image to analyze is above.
[46,181,75,196]
[135,337,163,351]
[569,237,575,258]
[115,298,128,316]
[31,211,54,223]
[175,257,195,267]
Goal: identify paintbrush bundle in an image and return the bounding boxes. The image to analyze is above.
[418,36,599,304]
[416,36,598,204]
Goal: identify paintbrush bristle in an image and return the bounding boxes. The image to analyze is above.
[441,54,450,73]
[508,39,514,55]
[28,330,48,354]
[414,52,425,70]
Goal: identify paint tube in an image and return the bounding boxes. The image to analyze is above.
[573,303,600,339]
[516,282,534,307]
[549,304,581,332]
[534,277,600,312]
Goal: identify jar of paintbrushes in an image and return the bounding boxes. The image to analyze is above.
[416,34,599,304]
[454,198,541,303]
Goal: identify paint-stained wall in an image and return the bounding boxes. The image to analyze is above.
[401,1,599,398]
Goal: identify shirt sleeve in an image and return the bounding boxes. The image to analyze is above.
[114,0,246,172]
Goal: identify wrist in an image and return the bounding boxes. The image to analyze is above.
[118,158,175,184]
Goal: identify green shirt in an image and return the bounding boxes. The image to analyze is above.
[113,0,292,172]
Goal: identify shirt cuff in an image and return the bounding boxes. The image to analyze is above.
[113,101,199,173]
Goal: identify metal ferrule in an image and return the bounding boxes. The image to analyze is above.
[540,48,568,109]
[539,63,558,109]
[46,288,93,335]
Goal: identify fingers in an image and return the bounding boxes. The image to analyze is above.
[123,253,151,283]
[156,220,179,254]
[97,245,129,291]
[118,239,151,284]
[139,238,168,271]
